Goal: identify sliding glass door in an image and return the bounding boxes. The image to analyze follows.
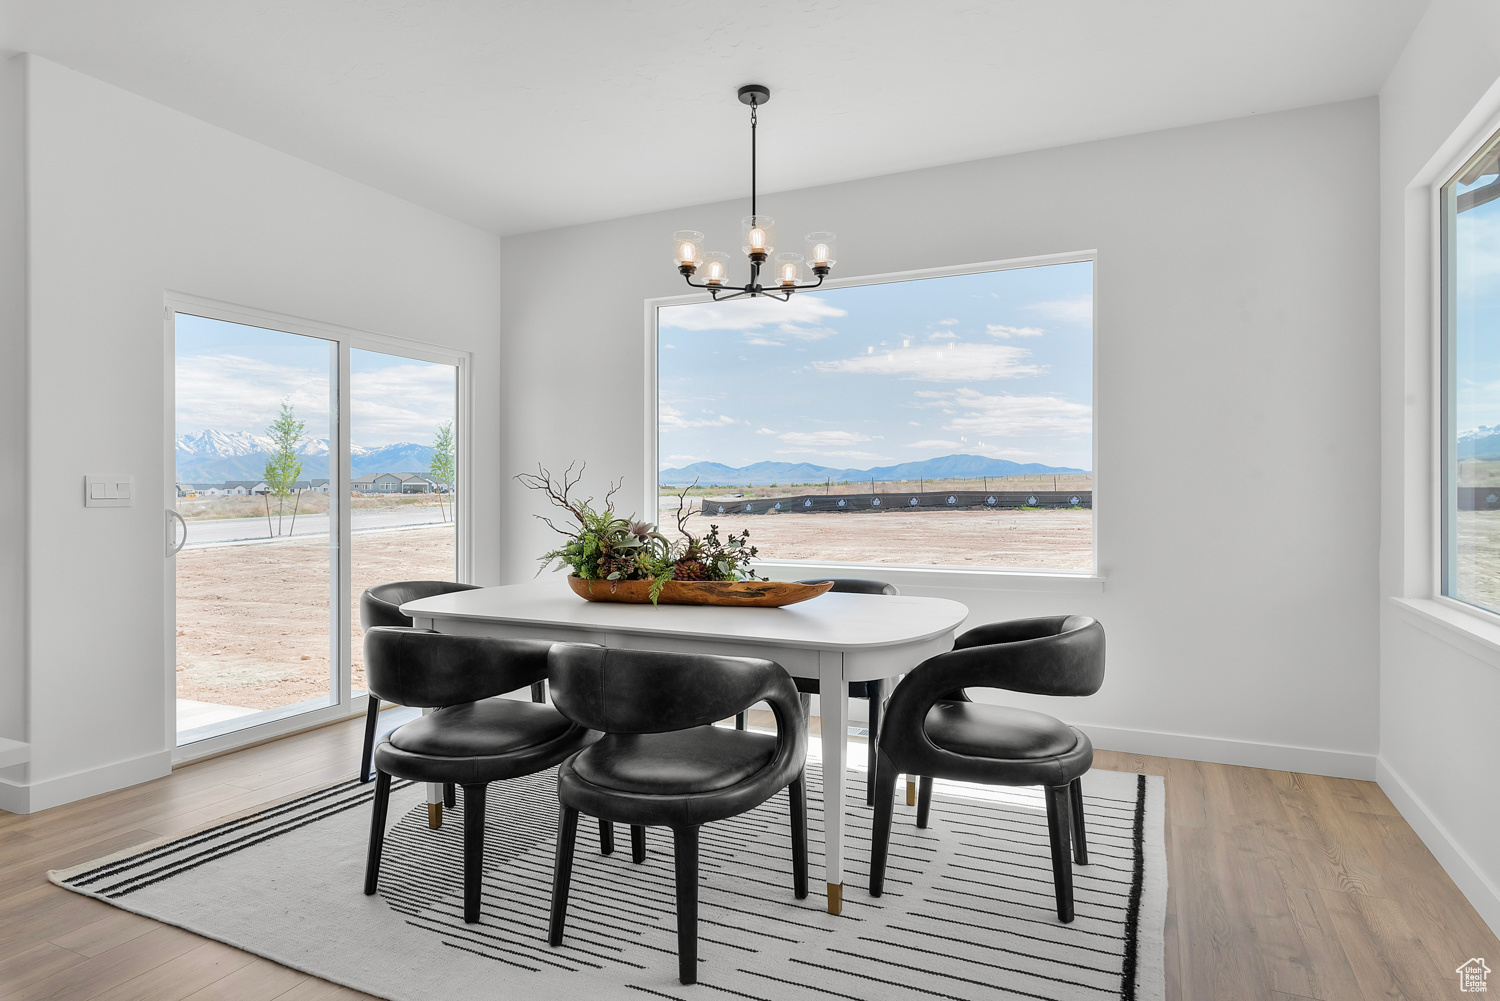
[173,315,339,743]
[348,348,458,700]
[167,301,467,756]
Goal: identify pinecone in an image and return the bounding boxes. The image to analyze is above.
[672,559,709,581]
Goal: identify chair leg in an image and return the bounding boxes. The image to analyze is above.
[734,711,747,730]
[865,680,882,806]
[1069,777,1089,865]
[598,818,615,855]
[548,805,580,946]
[631,824,647,864]
[443,782,456,809]
[672,826,700,985]
[530,680,547,703]
[869,750,898,896]
[1044,784,1075,922]
[462,783,487,923]
[916,775,934,829]
[359,696,381,782]
[363,770,392,895]
[789,771,808,899]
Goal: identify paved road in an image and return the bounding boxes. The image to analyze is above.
[181,508,451,547]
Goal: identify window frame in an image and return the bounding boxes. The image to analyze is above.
[641,250,1103,590]
[1432,121,1500,624]
[162,291,474,763]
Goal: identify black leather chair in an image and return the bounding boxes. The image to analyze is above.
[730,578,898,807]
[362,626,605,924]
[868,615,1105,923]
[545,643,809,985]
[358,581,490,786]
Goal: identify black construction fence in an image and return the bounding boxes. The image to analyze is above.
[695,489,1093,517]
[1459,487,1500,510]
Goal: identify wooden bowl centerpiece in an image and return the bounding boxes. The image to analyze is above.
[567,575,833,607]
[520,463,801,607]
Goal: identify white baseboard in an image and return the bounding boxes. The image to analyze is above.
[1377,756,1500,938]
[0,749,172,815]
[1078,723,1377,780]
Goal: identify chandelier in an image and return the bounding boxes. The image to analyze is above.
[672,85,836,302]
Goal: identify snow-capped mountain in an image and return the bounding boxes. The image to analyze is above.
[175,429,433,482]
[1459,425,1500,460]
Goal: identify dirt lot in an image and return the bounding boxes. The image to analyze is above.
[175,509,1089,710]
[1455,510,1500,609]
[691,508,1093,570]
[177,491,452,520]
[175,526,455,709]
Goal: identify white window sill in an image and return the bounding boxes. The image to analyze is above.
[1389,596,1500,665]
[756,559,1105,594]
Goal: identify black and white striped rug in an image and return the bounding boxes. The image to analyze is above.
[52,749,1165,1000]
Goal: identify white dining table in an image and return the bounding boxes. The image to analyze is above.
[401,577,969,914]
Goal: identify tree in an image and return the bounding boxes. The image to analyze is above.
[428,420,455,522]
[262,400,305,536]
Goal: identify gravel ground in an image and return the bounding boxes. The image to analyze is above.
[174,510,1090,710]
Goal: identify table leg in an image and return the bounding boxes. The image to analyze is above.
[421,706,442,829]
[818,650,848,915]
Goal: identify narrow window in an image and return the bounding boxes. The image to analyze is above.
[1441,131,1500,612]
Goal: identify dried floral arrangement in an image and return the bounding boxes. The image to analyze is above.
[516,463,761,603]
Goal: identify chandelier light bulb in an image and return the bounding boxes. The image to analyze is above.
[702,252,731,286]
[775,252,804,287]
[805,232,837,271]
[671,230,705,272]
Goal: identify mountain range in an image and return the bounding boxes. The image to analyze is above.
[175,429,434,482]
[658,454,1085,487]
[1459,425,1500,460]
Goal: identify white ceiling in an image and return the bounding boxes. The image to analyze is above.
[1,0,1429,236]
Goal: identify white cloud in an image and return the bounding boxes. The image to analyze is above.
[908,439,961,449]
[937,318,960,326]
[659,405,737,430]
[928,330,958,340]
[774,448,894,460]
[986,324,1044,338]
[658,295,847,332]
[754,427,778,435]
[1024,295,1092,324]
[919,388,1092,438]
[776,430,878,447]
[811,343,1043,382]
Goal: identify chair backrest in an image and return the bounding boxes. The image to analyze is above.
[548,643,803,735]
[359,580,482,631]
[363,626,551,707]
[945,614,1105,698]
[796,577,899,596]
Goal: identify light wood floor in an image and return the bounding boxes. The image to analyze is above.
[1,712,1495,1001]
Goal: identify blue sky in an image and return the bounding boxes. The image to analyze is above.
[1455,170,1500,435]
[175,314,457,446]
[657,260,1094,470]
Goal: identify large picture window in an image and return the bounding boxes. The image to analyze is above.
[1442,131,1500,613]
[653,256,1094,572]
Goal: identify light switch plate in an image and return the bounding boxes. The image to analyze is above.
[85,474,135,508]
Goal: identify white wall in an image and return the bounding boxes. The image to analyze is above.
[0,56,27,754]
[0,56,505,813]
[1378,0,1500,935]
[502,100,1382,778]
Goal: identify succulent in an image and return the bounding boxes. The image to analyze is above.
[516,463,763,604]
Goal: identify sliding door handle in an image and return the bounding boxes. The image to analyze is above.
[166,509,187,557]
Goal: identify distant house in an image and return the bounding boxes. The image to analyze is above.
[291,479,331,494]
[221,480,270,496]
[351,472,436,494]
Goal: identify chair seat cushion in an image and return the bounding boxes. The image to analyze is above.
[924,702,1078,760]
[572,726,776,795]
[390,697,574,757]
